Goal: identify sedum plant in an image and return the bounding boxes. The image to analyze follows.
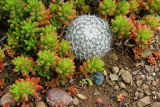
[58,40,75,59]
[98,0,117,17]
[132,24,154,49]
[25,0,52,26]
[12,56,35,76]
[129,0,139,12]
[142,15,160,31]
[116,0,130,15]
[56,58,76,79]
[145,0,160,13]
[0,47,5,71]
[110,15,135,39]
[79,56,104,76]
[9,77,42,102]
[36,50,59,79]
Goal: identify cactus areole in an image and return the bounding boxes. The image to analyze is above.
[64,15,113,60]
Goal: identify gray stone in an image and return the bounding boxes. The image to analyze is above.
[145,65,152,72]
[110,74,119,81]
[93,90,101,96]
[120,69,133,84]
[36,101,46,107]
[73,97,79,105]
[136,80,142,86]
[112,67,119,74]
[152,102,160,107]
[111,52,118,61]
[137,96,151,107]
[118,82,126,89]
[0,92,15,106]
[141,49,152,58]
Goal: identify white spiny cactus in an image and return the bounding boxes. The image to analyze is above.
[64,15,113,60]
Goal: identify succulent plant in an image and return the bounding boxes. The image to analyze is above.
[12,56,35,76]
[0,47,5,71]
[25,0,52,26]
[145,0,160,13]
[74,0,90,14]
[98,0,117,17]
[79,56,104,76]
[39,26,59,52]
[93,72,104,86]
[36,50,59,79]
[132,24,154,48]
[58,40,75,59]
[9,77,42,102]
[110,15,135,39]
[64,15,113,60]
[129,0,139,12]
[116,0,130,15]
[56,58,76,79]
[142,15,160,31]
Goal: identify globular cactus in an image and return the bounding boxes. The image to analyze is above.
[79,56,104,76]
[56,58,76,79]
[142,15,160,31]
[9,77,42,102]
[25,0,52,26]
[36,50,59,79]
[0,47,5,71]
[110,15,135,39]
[64,15,113,60]
[12,56,35,76]
[132,24,154,49]
[145,0,160,13]
[116,0,130,15]
[98,0,117,17]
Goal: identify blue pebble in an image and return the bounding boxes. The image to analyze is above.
[93,72,104,86]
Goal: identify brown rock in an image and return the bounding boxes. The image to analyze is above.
[141,49,152,58]
[46,88,73,107]
[137,96,151,107]
[36,101,46,107]
[152,102,160,107]
[0,92,15,106]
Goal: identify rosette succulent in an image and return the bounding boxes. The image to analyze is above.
[79,56,104,76]
[12,56,35,76]
[64,15,113,60]
[145,0,160,13]
[9,77,42,102]
[116,0,130,15]
[56,58,76,79]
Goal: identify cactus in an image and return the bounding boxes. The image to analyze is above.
[116,0,130,15]
[25,0,52,26]
[9,77,42,102]
[110,15,135,39]
[56,58,75,79]
[12,56,35,76]
[142,15,160,31]
[98,0,117,17]
[79,56,104,76]
[145,0,160,13]
[64,15,113,60]
[132,24,154,49]
[36,50,59,79]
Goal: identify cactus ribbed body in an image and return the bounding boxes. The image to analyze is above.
[65,15,113,60]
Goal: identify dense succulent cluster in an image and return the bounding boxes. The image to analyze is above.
[98,0,116,17]
[79,56,104,76]
[9,77,42,102]
[0,47,5,71]
[36,50,59,79]
[110,15,135,39]
[142,15,160,31]
[129,0,139,12]
[65,15,113,60]
[74,0,90,14]
[56,58,75,79]
[12,56,35,76]
[133,24,154,48]
[25,0,52,26]
[145,0,160,13]
[116,0,130,15]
